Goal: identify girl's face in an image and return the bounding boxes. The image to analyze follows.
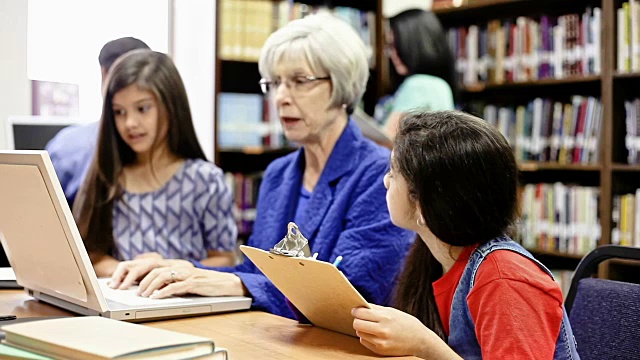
[112,84,168,159]
[271,58,343,146]
[383,153,421,231]
[385,28,409,76]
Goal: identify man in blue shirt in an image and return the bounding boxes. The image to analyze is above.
[45,37,150,207]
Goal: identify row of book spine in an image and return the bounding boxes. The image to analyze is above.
[617,1,640,73]
[517,183,600,256]
[612,190,640,248]
[218,0,375,66]
[224,172,263,237]
[448,8,601,86]
[624,98,640,164]
[472,96,602,164]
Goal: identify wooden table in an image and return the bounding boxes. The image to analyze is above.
[0,290,418,359]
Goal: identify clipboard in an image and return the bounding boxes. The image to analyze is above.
[239,224,370,337]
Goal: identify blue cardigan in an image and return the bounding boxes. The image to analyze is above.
[204,119,415,318]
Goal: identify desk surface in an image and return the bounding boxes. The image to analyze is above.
[0,290,418,359]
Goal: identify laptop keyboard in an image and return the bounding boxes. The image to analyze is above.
[97,278,187,306]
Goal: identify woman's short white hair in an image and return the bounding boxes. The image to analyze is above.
[258,12,370,113]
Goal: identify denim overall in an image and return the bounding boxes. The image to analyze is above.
[447,237,580,359]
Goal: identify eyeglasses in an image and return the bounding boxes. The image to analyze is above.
[259,75,331,96]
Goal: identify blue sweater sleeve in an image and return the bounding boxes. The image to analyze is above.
[195,155,414,318]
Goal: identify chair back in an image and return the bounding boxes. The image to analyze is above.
[565,245,640,360]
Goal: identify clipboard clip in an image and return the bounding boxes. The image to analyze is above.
[270,222,311,258]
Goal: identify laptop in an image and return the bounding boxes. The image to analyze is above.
[0,150,252,321]
[1,116,85,288]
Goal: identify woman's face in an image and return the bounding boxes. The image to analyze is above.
[112,84,168,158]
[271,58,343,145]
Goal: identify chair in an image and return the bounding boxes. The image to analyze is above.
[565,245,640,360]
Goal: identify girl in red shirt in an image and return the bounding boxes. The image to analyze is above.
[351,110,580,359]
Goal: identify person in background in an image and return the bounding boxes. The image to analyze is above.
[46,37,150,207]
[379,9,458,140]
[351,111,580,359]
[107,13,415,320]
[73,50,237,277]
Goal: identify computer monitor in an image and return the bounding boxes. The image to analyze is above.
[4,115,87,150]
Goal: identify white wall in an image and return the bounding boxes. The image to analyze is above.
[0,0,31,150]
[171,0,216,161]
[383,0,432,17]
[27,0,169,122]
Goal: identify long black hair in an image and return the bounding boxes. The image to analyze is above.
[74,51,206,256]
[389,9,459,103]
[392,110,519,339]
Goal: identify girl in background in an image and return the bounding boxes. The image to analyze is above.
[353,111,580,359]
[74,50,237,277]
[380,10,458,139]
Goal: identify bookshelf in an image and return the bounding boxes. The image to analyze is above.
[461,75,601,93]
[435,0,640,281]
[213,0,385,237]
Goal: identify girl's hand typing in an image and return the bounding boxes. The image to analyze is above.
[109,258,193,290]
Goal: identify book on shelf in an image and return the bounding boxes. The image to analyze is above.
[471,96,602,164]
[226,172,262,236]
[518,183,600,256]
[612,190,640,248]
[617,1,640,73]
[0,316,226,360]
[448,7,601,87]
[624,98,640,164]
[219,0,376,67]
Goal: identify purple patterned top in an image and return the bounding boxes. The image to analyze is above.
[112,159,237,261]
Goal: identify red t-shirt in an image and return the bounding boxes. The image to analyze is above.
[433,246,564,360]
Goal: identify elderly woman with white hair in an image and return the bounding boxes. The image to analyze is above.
[108,12,414,319]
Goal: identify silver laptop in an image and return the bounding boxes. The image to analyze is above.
[0,150,251,321]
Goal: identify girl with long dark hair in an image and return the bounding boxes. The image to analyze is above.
[74,51,237,278]
[352,110,580,359]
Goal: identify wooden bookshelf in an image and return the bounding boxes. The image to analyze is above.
[613,72,640,79]
[526,248,587,260]
[212,0,639,277]
[433,0,518,14]
[213,0,384,170]
[435,0,640,275]
[518,162,601,172]
[611,164,640,171]
[434,0,601,25]
[462,75,601,93]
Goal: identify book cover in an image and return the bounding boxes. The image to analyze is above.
[1,317,217,360]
